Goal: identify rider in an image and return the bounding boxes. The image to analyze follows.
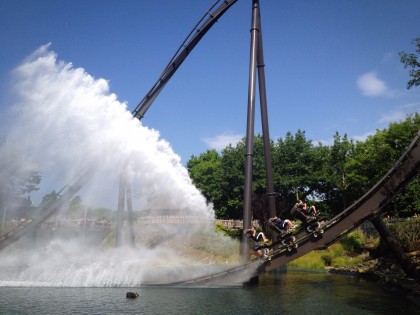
[305,204,318,217]
[291,200,315,223]
[245,226,269,243]
[268,216,295,232]
[291,200,321,233]
[245,226,270,260]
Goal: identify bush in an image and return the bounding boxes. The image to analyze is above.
[332,255,363,267]
[288,251,325,269]
[214,223,242,240]
[321,254,332,266]
[326,243,363,267]
[193,228,240,260]
[330,243,344,257]
[288,242,365,269]
[388,218,420,252]
[339,229,366,252]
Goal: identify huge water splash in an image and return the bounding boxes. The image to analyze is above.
[6,44,212,215]
[0,44,241,286]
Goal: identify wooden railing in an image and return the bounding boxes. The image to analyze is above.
[3,216,263,232]
[137,215,201,224]
[41,218,112,230]
[215,219,260,229]
[136,216,260,229]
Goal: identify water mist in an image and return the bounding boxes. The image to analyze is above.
[0,44,241,287]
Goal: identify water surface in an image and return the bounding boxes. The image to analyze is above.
[0,271,418,315]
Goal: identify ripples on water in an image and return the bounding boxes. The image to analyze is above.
[0,271,418,315]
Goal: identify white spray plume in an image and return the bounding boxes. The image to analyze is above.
[6,43,213,219]
[0,44,245,287]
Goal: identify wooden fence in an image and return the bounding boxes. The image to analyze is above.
[137,215,201,224]
[135,216,259,229]
[41,218,112,231]
[215,219,260,229]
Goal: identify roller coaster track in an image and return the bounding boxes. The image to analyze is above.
[131,0,238,120]
[166,132,420,286]
[0,168,95,251]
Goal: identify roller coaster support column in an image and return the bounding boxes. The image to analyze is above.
[242,0,259,260]
[371,215,417,278]
[116,172,136,248]
[242,0,276,260]
[256,1,276,220]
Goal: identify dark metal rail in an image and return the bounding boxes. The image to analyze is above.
[0,168,95,251]
[131,0,238,120]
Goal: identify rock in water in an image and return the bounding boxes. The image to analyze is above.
[126,292,139,299]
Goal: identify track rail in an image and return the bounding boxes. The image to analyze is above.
[132,0,238,120]
[0,168,95,251]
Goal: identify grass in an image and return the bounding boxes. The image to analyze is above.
[332,254,363,267]
[288,250,325,269]
[289,229,370,270]
[288,243,365,269]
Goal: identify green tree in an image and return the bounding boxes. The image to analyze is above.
[0,139,41,218]
[187,136,278,221]
[272,130,314,213]
[393,177,420,217]
[187,149,223,214]
[349,114,420,217]
[400,37,420,89]
[40,191,59,205]
[220,135,277,221]
[186,115,419,220]
[326,132,358,212]
[89,207,113,220]
[219,141,246,219]
[308,142,333,216]
[250,135,277,225]
[376,114,420,217]
[250,135,269,191]
[67,195,85,218]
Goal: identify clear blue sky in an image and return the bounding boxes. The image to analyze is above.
[1,0,419,163]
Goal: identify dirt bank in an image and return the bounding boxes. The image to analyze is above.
[327,251,420,306]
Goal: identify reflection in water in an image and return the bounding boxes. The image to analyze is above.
[260,271,418,314]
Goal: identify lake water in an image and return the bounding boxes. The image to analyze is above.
[0,270,418,315]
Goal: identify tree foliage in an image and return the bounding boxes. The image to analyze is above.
[218,142,246,219]
[273,130,314,204]
[187,149,224,215]
[0,139,41,218]
[322,133,358,214]
[187,115,420,220]
[400,37,420,89]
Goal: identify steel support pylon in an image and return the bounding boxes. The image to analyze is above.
[371,215,417,277]
[116,172,136,247]
[242,0,277,261]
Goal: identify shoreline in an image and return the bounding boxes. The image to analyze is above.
[325,256,420,306]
